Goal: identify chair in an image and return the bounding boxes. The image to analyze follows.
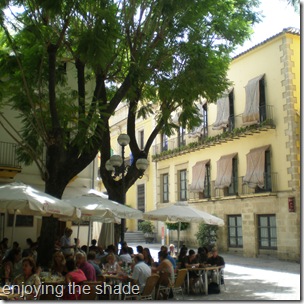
[171,269,187,300]
[80,281,101,300]
[140,274,160,300]
[156,271,172,300]
[218,268,226,290]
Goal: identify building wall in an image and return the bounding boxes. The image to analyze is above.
[151,29,300,262]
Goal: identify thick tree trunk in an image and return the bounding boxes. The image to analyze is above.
[36,216,59,268]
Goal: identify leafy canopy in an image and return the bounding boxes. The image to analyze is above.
[0,0,261,195]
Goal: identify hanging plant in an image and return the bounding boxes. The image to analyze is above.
[165,222,190,231]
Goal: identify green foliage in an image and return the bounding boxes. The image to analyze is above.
[195,223,218,248]
[166,222,190,231]
[138,221,154,234]
[0,0,261,196]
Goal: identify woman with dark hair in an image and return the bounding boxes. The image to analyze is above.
[13,257,41,300]
[1,247,22,285]
[177,247,188,268]
[143,248,154,266]
[63,258,87,300]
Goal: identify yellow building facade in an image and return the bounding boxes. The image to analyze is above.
[105,28,300,261]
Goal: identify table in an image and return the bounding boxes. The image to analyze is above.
[103,273,131,300]
[186,265,223,295]
[0,286,19,300]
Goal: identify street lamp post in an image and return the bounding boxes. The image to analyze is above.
[105,134,148,245]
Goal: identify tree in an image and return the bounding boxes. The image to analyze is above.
[0,0,260,266]
[286,0,300,12]
[195,223,218,248]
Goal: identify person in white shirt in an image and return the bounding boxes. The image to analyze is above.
[119,247,132,264]
[131,254,151,291]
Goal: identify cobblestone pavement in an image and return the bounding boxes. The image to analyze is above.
[128,243,301,301]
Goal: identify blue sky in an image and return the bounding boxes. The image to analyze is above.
[233,0,300,56]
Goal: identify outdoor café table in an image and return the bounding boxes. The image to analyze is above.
[186,265,223,295]
[0,286,19,300]
[103,272,131,300]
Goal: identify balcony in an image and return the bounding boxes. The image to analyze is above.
[152,105,275,161]
[188,172,278,201]
[0,142,22,179]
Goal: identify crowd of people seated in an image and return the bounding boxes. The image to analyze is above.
[0,229,225,300]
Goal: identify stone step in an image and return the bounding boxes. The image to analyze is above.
[125,231,145,243]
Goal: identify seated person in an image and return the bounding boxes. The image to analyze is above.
[51,251,67,277]
[104,253,121,274]
[87,251,102,276]
[131,253,151,291]
[136,245,144,254]
[169,244,176,258]
[99,244,120,266]
[63,258,87,300]
[197,247,208,264]
[13,257,41,300]
[206,247,225,284]
[143,248,154,266]
[119,247,132,264]
[152,251,175,299]
[185,249,200,294]
[160,246,176,269]
[207,247,225,267]
[75,252,96,281]
[177,247,188,269]
[119,241,134,256]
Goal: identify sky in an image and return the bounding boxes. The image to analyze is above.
[233,0,301,56]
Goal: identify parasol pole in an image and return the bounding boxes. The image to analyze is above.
[86,218,92,255]
[76,220,80,242]
[177,221,181,254]
[11,210,17,247]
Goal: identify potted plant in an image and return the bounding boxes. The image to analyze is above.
[138,221,155,243]
[166,222,190,247]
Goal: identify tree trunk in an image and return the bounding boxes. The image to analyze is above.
[36,216,59,268]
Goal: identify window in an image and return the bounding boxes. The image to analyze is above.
[189,160,210,199]
[243,145,271,191]
[137,184,145,224]
[188,102,208,139]
[255,150,272,193]
[8,215,33,227]
[258,215,277,249]
[161,174,169,203]
[213,94,229,130]
[138,130,144,150]
[179,169,187,201]
[178,127,186,147]
[201,103,208,137]
[137,184,145,212]
[215,153,237,190]
[228,90,235,131]
[242,74,266,126]
[224,157,238,196]
[259,77,266,123]
[203,163,211,198]
[161,134,168,152]
[228,215,243,248]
